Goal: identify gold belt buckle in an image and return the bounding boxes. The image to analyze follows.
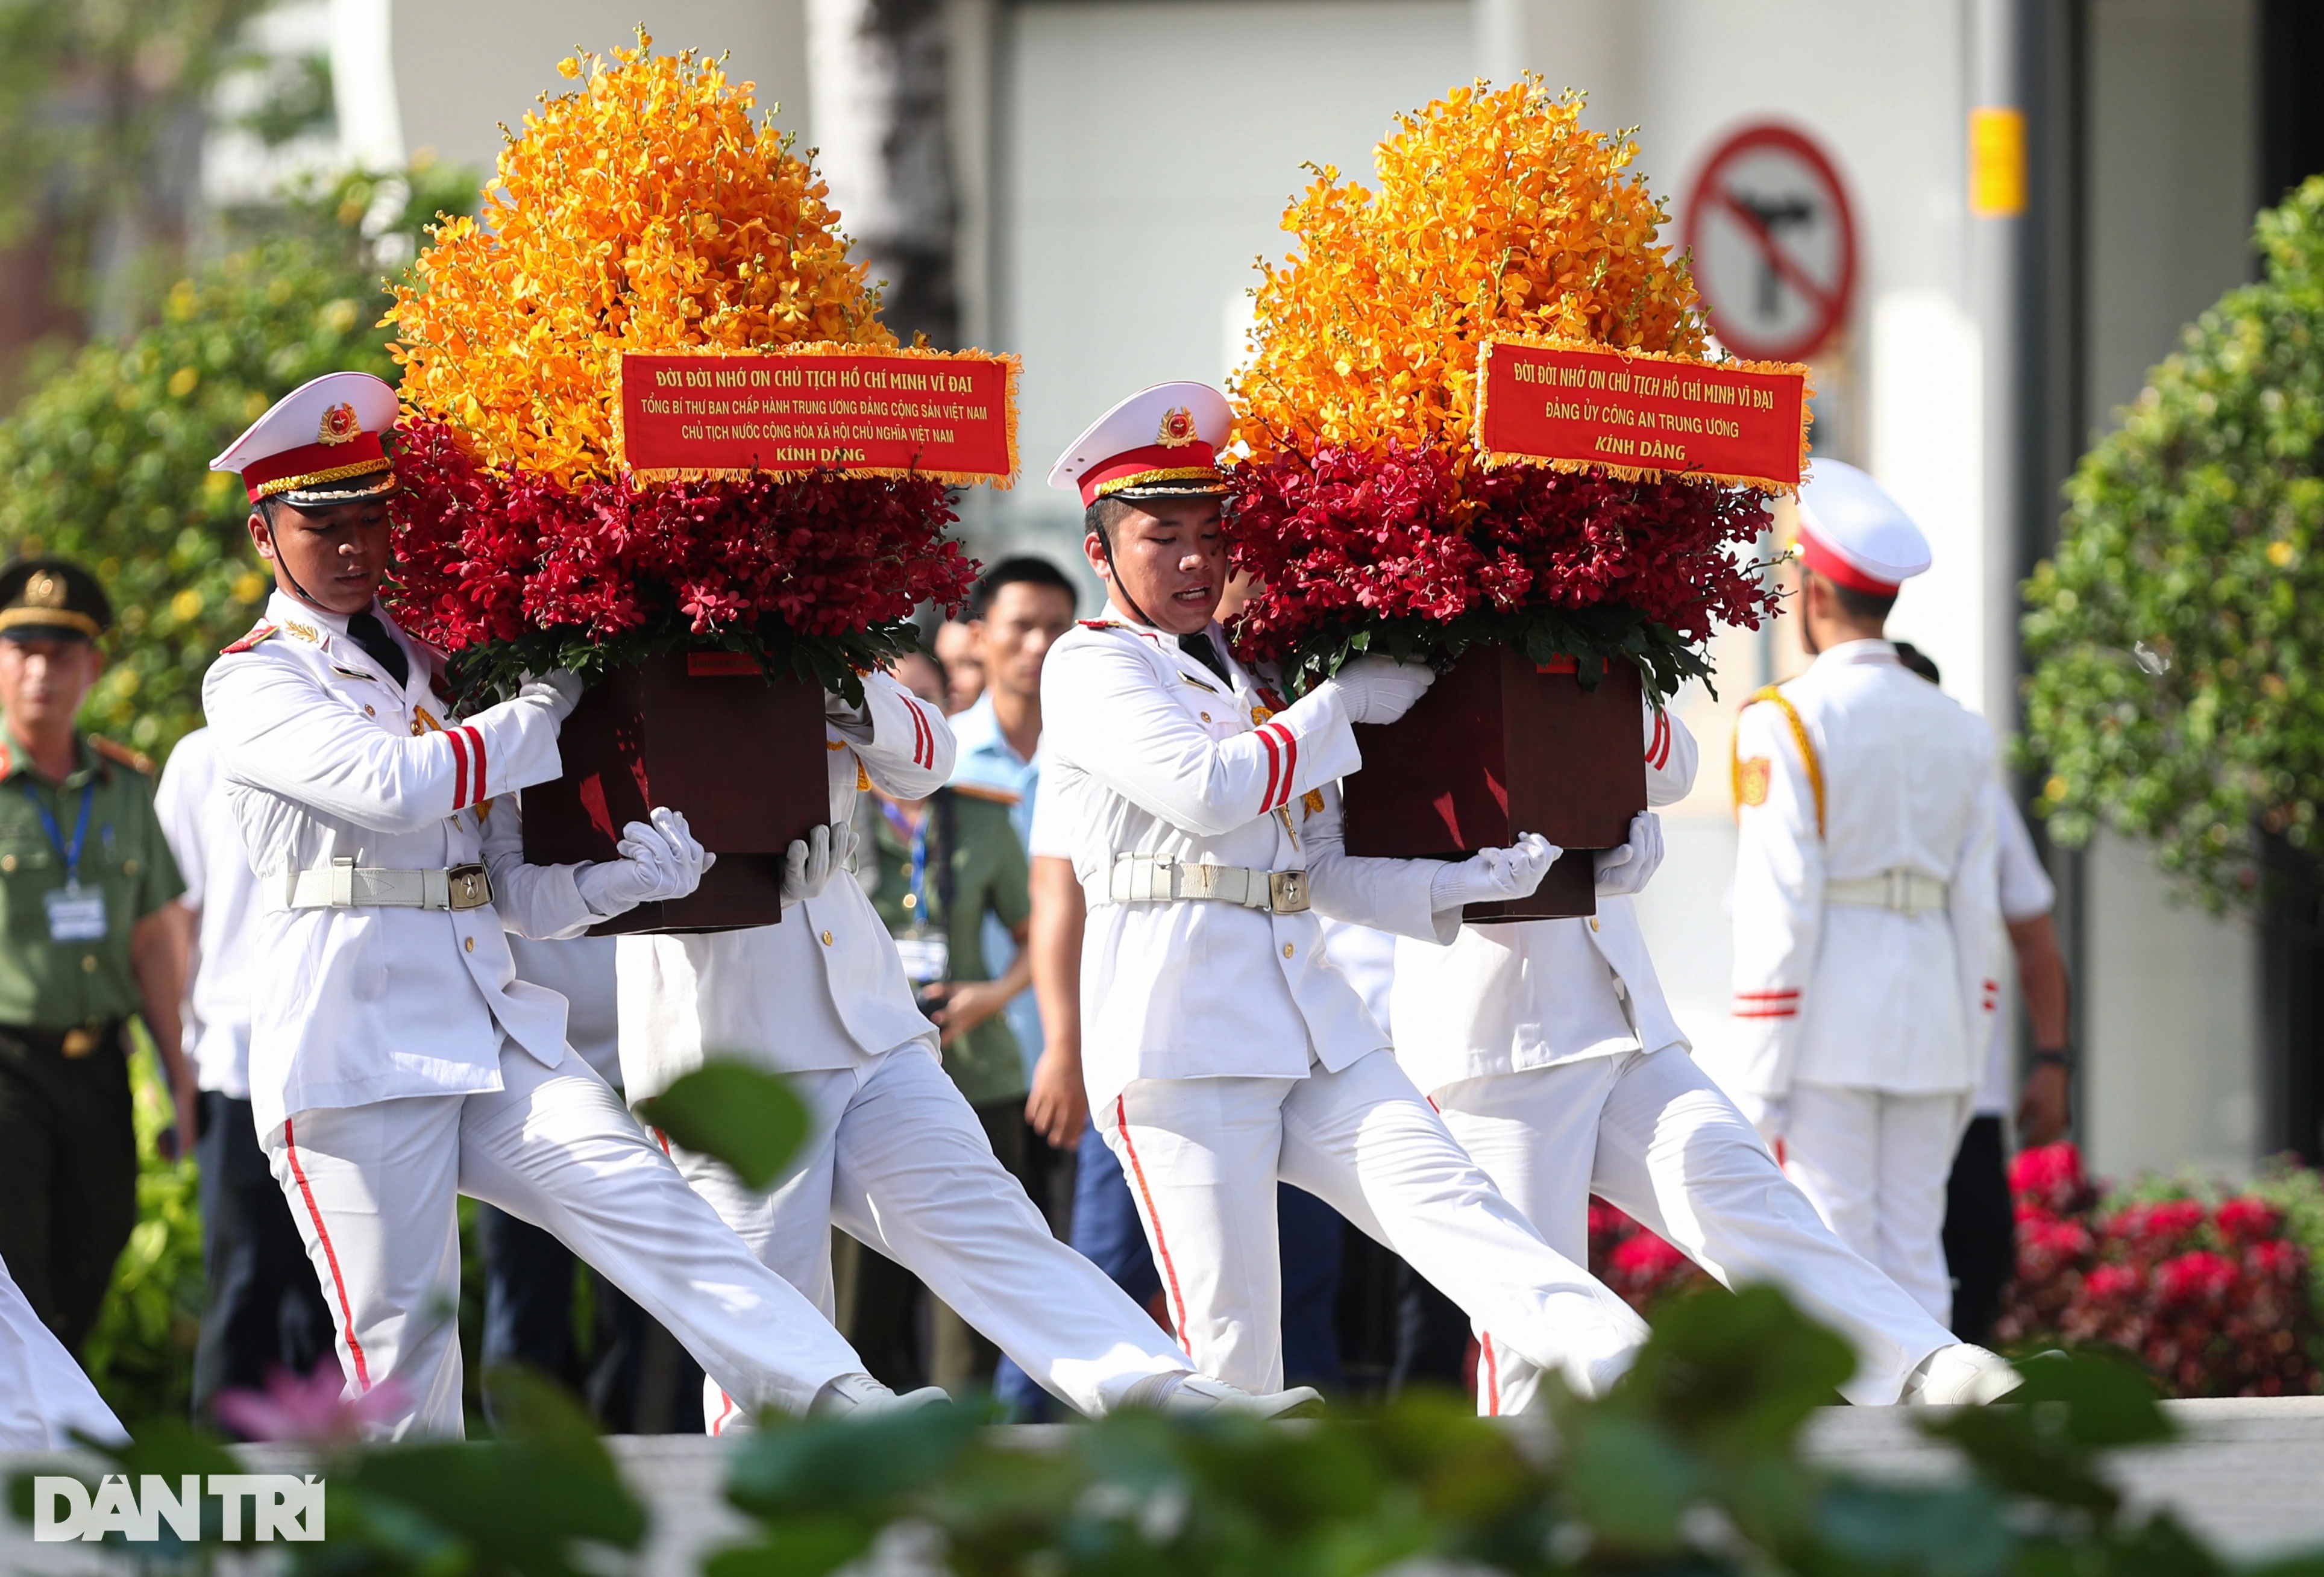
[1268,870,1310,914]
[61,1025,98,1058]
[446,864,492,912]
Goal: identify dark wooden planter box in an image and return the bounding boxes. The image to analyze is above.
[1342,645,1646,920]
[520,651,829,935]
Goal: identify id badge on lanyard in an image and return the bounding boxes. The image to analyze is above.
[885,801,949,985]
[24,781,104,942]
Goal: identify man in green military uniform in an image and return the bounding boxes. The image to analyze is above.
[0,558,190,1354]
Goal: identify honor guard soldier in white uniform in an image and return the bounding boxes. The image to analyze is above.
[1718,460,2005,1341]
[1043,383,1651,1399]
[618,601,1304,1426]
[1384,698,2018,1410]
[203,373,909,1437]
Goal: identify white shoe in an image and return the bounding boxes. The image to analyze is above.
[809,1372,955,1420]
[1900,1344,2022,1405]
[1123,1372,1326,1419]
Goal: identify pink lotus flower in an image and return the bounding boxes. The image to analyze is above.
[215,1366,408,1445]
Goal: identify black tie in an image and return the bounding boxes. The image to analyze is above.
[1177,631,1233,686]
[347,609,410,689]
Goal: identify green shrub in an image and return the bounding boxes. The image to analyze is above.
[0,162,476,757]
[2021,175,2324,911]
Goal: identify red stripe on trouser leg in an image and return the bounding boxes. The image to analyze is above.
[462,725,487,799]
[445,728,470,809]
[711,1390,736,1435]
[653,1127,672,1157]
[282,1117,372,1390]
[1114,1096,1191,1348]
[1481,1334,1499,1416]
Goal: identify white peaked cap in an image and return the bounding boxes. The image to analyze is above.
[1794,459,1932,595]
[210,371,400,503]
[1047,381,1233,506]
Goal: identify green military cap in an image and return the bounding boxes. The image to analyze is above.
[0,559,111,644]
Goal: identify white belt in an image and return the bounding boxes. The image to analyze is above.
[269,857,494,913]
[1826,868,1949,915]
[1089,853,1311,915]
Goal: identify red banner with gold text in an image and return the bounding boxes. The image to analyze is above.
[620,348,1019,486]
[1475,337,1809,492]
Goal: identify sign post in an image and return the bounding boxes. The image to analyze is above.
[1682,124,1858,363]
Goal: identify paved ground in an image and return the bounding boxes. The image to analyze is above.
[5,1398,2322,1575]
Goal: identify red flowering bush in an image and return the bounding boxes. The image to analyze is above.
[389,418,975,695]
[1996,1143,2320,1397]
[1588,1200,1709,1314]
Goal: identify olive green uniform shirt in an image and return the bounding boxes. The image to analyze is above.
[865,788,1031,1105]
[0,730,183,1029]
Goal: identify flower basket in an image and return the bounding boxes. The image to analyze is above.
[1226,81,1800,894]
[380,38,995,932]
[1343,647,1642,919]
[520,652,828,933]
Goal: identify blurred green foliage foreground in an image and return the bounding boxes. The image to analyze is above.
[25,1072,2320,1577]
[16,1289,2324,1577]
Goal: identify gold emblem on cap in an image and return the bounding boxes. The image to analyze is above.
[1156,406,1199,448]
[24,571,64,608]
[317,403,362,445]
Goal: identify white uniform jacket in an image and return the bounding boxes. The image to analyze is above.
[153,727,262,1100]
[1723,639,2001,1100]
[617,669,953,1102]
[201,592,605,1137]
[1383,702,1698,1094]
[1040,618,1442,1110]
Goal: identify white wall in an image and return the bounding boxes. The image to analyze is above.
[991,0,1475,551]
[383,0,810,181]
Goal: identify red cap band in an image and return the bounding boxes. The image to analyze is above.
[240,431,390,501]
[1797,524,1901,597]
[1078,442,1222,507]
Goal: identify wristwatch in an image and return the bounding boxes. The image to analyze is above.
[2030,1046,2074,1071]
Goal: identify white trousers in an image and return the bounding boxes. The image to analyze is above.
[1433,1048,1958,1412]
[0,1250,122,1448]
[1096,1049,1648,1396]
[266,1039,864,1439]
[667,1044,1193,1428]
[1781,1082,1973,1325]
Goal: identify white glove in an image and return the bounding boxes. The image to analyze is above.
[1428,832,1562,911]
[1322,656,1436,726]
[780,820,859,908]
[1592,812,1665,897]
[516,669,584,724]
[575,806,715,914]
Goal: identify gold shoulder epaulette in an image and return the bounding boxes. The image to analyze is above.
[1732,684,1824,836]
[90,736,155,775]
[219,621,278,654]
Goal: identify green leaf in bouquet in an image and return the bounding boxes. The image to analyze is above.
[635,1061,812,1191]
